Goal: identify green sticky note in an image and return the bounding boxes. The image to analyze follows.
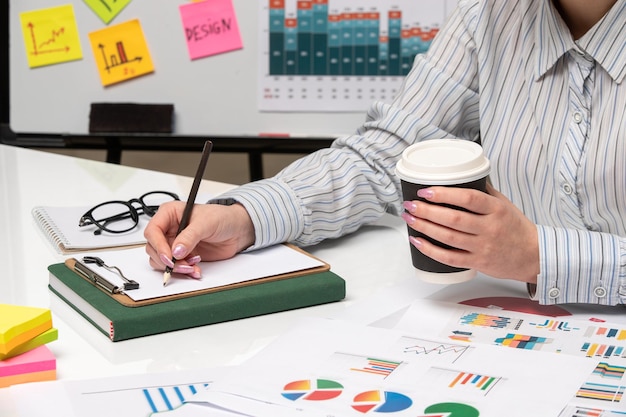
[83,0,132,25]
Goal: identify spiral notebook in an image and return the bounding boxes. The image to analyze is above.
[32,206,148,254]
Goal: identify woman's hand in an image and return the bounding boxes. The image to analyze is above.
[401,184,539,283]
[144,201,255,278]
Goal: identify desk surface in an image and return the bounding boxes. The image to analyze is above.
[7,144,626,417]
[0,143,449,386]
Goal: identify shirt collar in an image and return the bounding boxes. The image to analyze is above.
[534,0,626,83]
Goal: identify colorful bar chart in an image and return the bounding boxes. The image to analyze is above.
[323,352,403,380]
[494,333,552,351]
[581,342,626,359]
[577,382,625,403]
[448,371,500,393]
[584,326,626,340]
[259,0,453,111]
[459,312,520,330]
[268,0,438,77]
[425,367,502,398]
[350,357,401,378]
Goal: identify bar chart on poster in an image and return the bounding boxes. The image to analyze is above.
[259,0,457,112]
[7,0,456,137]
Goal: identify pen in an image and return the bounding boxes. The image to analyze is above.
[163,140,213,286]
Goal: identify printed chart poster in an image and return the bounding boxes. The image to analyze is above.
[88,19,155,86]
[19,4,83,68]
[179,0,243,60]
[258,0,454,112]
[83,0,132,25]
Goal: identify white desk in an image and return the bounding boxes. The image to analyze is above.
[0,144,449,405]
[6,144,626,417]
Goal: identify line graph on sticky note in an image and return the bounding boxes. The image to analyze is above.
[19,4,83,68]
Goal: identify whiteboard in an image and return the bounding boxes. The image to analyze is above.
[9,0,455,137]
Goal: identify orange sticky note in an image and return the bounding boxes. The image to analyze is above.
[179,0,243,60]
[88,19,154,86]
[19,4,83,68]
[0,328,58,361]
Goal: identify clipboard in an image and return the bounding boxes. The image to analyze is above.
[65,244,330,308]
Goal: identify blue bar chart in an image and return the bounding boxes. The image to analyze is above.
[259,0,453,112]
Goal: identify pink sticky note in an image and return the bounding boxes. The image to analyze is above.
[0,345,56,377]
[179,0,243,60]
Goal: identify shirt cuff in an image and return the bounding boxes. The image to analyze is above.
[209,179,305,251]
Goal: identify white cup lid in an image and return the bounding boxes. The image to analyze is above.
[396,139,490,185]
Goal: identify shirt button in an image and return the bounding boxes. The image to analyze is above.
[594,287,607,298]
[573,112,583,123]
[563,183,574,195]
[548,288,561,299]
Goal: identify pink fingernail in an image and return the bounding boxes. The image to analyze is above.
[159,253,175,268]
[186,255,202,265]
[417,188,434,199]
[401,211,415,225]
[174,265,194,274]
[189,270,202,279]
[172,244,187,259]
[409,236,423,247]
[403,201,417,211]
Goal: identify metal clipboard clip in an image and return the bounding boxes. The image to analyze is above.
[73,256,140,294]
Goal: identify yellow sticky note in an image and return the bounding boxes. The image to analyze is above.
[83,0,132,25]
[88,19,155,86]
[19,4,83,68]
[0,304,52,355]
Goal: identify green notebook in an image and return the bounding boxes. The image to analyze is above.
[48,263,345,342]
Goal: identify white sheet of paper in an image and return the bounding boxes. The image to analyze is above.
[9,367,230,417]
[71,244,325,301]
[184,317,595,417]
[394,299,626,413]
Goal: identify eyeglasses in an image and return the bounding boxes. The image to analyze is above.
[79,191,180,235]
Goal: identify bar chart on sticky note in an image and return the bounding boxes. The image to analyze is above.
[258,0,457,112]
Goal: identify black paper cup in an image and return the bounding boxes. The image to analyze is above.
[396,139,490,284]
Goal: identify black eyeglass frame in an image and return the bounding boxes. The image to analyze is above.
[79,191,180,235]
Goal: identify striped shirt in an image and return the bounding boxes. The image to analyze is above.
[220,0,626,305]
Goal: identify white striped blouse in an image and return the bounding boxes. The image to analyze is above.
[219,0,626,305]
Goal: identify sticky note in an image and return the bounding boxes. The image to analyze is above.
[0,328,58,361]
[88,19,155,86]
[0,304,52,355]
[83,0,132,24]
[0,345,56,387]
[179,0,243,60]
[19,4,83,68]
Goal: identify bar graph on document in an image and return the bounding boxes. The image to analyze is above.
[144,383,210,414]
[321,352,405,380]
[259,0,455,111]
[424,367,504,397]
[582,343,626,360]
[560,406,626,416]
[77,382,210,416]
